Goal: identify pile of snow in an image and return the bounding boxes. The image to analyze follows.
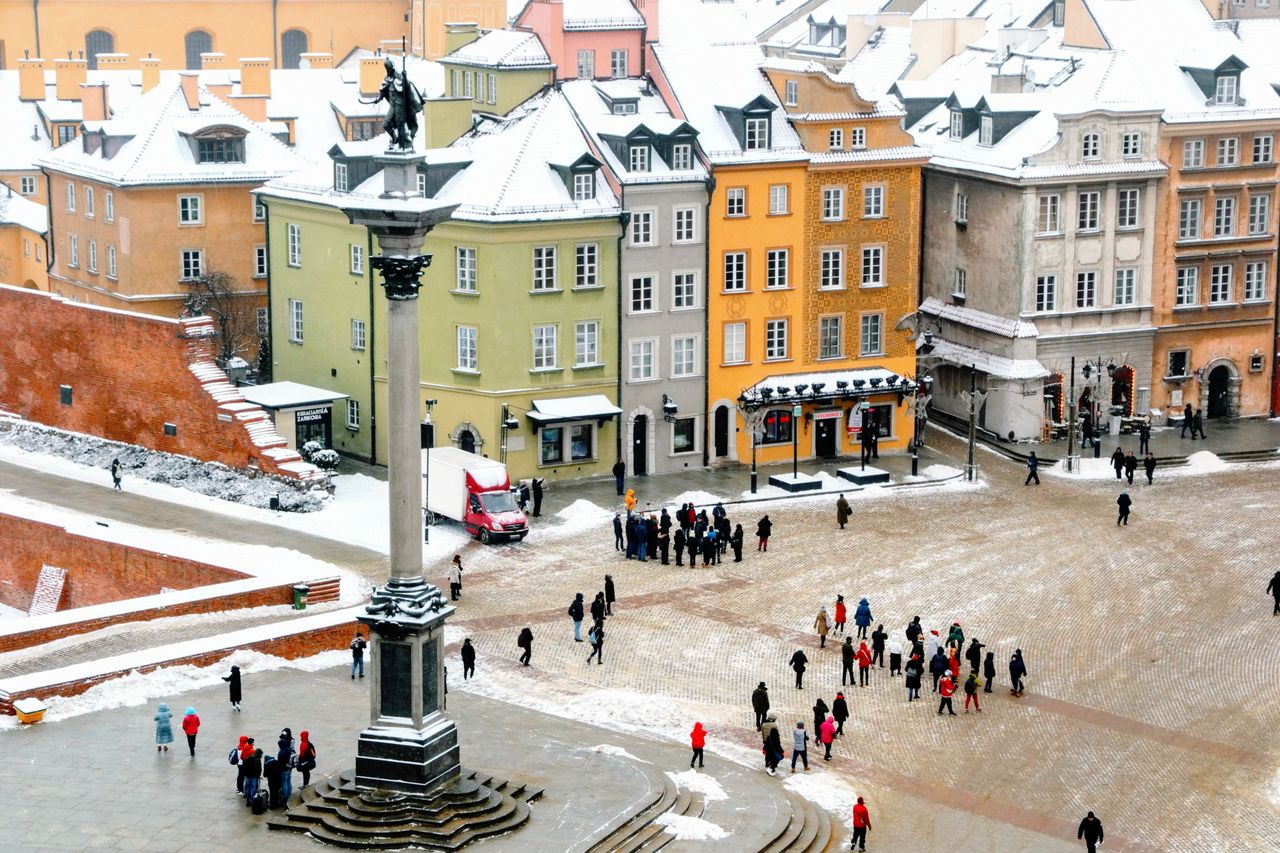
[0,648,347,731]
[654,812,728,841]
[784,772,861,829]
[667,769,728,802]
[920,463,962,479]
[1184,450,1229,474]
[0,420,326,512]
[0,602,26,623]
[590,744,650,764]
[1270,768,1280,807]
[551,499,616,534]
[671,490,723,507]
[1050,449,1236,480]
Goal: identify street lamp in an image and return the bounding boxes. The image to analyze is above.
[499,403,519,464]
[791,403,801,480]
[736,394,762,494]
[909,373,933,475]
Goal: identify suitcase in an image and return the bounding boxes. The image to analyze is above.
[251,791,269,815]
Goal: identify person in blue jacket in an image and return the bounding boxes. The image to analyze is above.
[854,598,873,640]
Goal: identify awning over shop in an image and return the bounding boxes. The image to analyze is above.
[738,367,916,407]
[526,394,623,425]
[923,338,1050,382]
[240,381,349,410]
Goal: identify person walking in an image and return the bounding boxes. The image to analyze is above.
[1025,451,1040,485]
[731,524,744,562]
[1123,451,1137,485]
[836,493,851,529]
[277,727,295,802]
[568,593,585,641]
[819,715,836,762]
[1110,447,1124,480]
[1117,490,1132,525]
[841,636,856,686]
[1077,812,1105,853]
[1192,408,1206,440]
[937,673,957,716]
[888,638,903,676]
[831,691,848,737]
[448,554,463,601]
[110,457,123,491]
[929,648,948,693]
[791,722,810,772]
[1009,649,1027,696]
[905,654,922,702]
[833,595,847,636]
[853,597,872,640]
[612,458,625,495]
[761,715,782,776]
[1143,452,1157,485]
[983,651,996,693]
[851,797,872,852]
[182,706,200,756]
[1181,402,1194,438]
[813,606,830,648]
[925,629,940,664]
[751,681,770,730]
[1138,420,1151,455]
[154,702,174,752]
[812,696,829,738]
[963,672,982,713]
[604,575,616,615]
[673,526,686,566]
[243,747,264,808]
[223,664,243,711]
[461,638,476,680]
[517,625,534,666]
[789,648,809,689]
[613,513,624,552]
[1267,569,1280,614]
[296,732,317,788]
[586,621,605,665]
[689,722,707,769]
[590,592,607,625]
[531,477,544,517]
[350,631,367,679]
[756,515,772,551]
[870,624,886,668]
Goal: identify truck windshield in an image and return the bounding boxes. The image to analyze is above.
[479,491,518,514]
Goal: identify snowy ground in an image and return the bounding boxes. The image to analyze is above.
[1045,449,1262,479]
[0,602,25,623]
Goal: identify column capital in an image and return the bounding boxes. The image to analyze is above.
[372,254,432,301]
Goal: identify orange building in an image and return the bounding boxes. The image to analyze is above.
[0,188,49,290]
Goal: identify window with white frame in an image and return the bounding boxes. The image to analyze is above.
[629,338,655,381]
[1254,134,1274,164]
[863,184,884,218]
[1179,198,1202,239]
[180,249,203,279]
[68,234,79,267]
[287,223,301,266]
[949,110,963,140]
[1214,196,1236,236]
[672,143,693,170]
[765,318,788,360]
[417,173,427,195]
[253,199,266,222]
[1175,267,1198,306]
[610,48,628,78]
[349,243,364,275]
[178,194,201,224]
[784,80,798,106]
[577,50,594,78]
[572,171,594,201]
[346,399,360,430]
[766,249,789,288]
[723,322,746,364]
[1035,274,1056,312]
[629,144,650,172]
[726,187,746,217]
[850,127,866,149]
[1248,194,1270,235]
[532,246,557,290]
[254,245,267,277]
[575,320,599,366]
[1122,132,1141,158]
[1037,194,1060,233]
[768,184,788,215]
[488,73,497,104]
[672,271,697,309]
[819,248,844,290]
[455,325,477,370]
[671,336,697,377]
[1077,190,1100,231]
[1081,132,1100,159]
[1117,188,1140,229]
[351,318,367,351]
[979,115,993,146]
[859,313,882,356]
[955,190,969,223]
[630,275,655,313]
[66,182,76,212]
[335,162,348,192]
[1245,261,1267,301]
[1075,271,1096,308]
[1209,264,1232,303]
[1215,74,1238,105]
[860,246,883,287]
[673,207,697,243]
[1114,268,1135,306]
[828,128,843,150]
[1217,137,1239,166]
[107,245,117,279]
[953,267,967,297]
[672,417,696,454]
[462,71,473,99]
[744,117,769,150]
[723,252,746,291]
[822,187,844,221]
[1182,140,1204,170]
[575,243,598,288]
[288,298,304,342]
[19,176,35,195]
[630,209,654,245]
[84,186,95,217]
[86,240,97,273]
[818,315,843,359]
[456,247,477,291]
[532,324,557,369]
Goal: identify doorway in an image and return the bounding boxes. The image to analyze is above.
[632,415,648,476]
[459,429,476,453]
[1207,365,1231,418]
[713,406,729,458]
[815,417,837,457]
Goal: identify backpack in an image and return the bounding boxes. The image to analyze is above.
[228,747,240,765]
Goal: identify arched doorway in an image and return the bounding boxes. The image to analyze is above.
[185,30,213,69]
[632,414,648,476]
[85,30,115,70]
[22,279,39,290]
[1111,365,1134,416]
[458,429,476,453]
[1207,366,1231,418]
[713,405,729,458]
[281,29,308,69]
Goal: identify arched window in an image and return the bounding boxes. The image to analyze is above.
[185,30,213,70]
[1081,131,1101,160]
[281,29,309,69]
[85,30,115,70]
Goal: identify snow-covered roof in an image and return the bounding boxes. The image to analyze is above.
[921,297,1038,339]
[0,191,48,234]
[740,367,914,404]
[561,0,645,30]
[0,71,143,172]
[527,394,623,424]
[926,336,1050,381]
[836,26,916,99]
[445,30,551,68]
[240,381,348,409]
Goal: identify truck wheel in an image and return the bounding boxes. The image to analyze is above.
[479,528,492,545]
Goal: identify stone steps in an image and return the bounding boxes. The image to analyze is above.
[585,774,680,852]
[760,790,837,853]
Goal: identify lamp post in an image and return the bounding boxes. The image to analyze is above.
[791,403,801,479]
[1080,357,1116,457]
[960,364,985,482]
[737,395,762,494]
[499,404,519,464]
[1066,356,1079,474]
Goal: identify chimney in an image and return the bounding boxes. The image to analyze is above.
[18,57,46,101]
[80,82,110,121]
[179,72,202,110]
[141,56,162,93]
[200,52,226,69]
[55,57,88,101]
[96,53,129,69]
[205,74,233,101]
[239,57,272,97]
[360,56,386,96]
[445,22,481,55]
[298,52,334,69]
[424,96,475,148]
[634,0,660,43]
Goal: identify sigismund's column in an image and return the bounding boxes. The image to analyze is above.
[342,149,458,794]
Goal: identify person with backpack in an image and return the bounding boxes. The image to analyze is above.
[461,638,477,680]
[242,747,263,808]
[517,625,534,666]
[756,515,772,551]
[963,671,982,713]
[791,722,810,772]
[154,702,174,753]
[182,706,200,756]
[230,736,251,792]
[1025,451,1040,485]
[569,593,585,642]
[689,722,707,769]
[350,631,367,679]
[296,731,317,788]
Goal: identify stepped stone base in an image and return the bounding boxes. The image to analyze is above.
[267,768,541,850]
[836,465,890,485]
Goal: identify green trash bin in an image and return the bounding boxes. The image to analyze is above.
[292,584,310,610]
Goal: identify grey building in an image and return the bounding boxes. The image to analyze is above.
[564,79,710,476]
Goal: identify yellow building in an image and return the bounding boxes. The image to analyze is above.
[0,188,49,290]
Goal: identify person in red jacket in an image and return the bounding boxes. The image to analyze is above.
[851,796,872,852]
[948,646,961,683]
[818,715,836,761]
[937,674,957,716]
[833,595,847,636]
[689,722,707,769]
[856,641,873,687]
[181,706,200,756]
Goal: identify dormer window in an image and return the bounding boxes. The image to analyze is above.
[672,143,693,171]
[745,117,769,150]
[629,145,650,172]
[829,128,844,150]
[1215,75,1238,105]
[784,80,798,106]
[1053,0,1065,26]
[949,110,964,140]
[978,116,993,147]
[572,171,595,201]
[334,162,348,192]
[1081,132,1100,160]
[612,101,637,115]
[197,137,244,164]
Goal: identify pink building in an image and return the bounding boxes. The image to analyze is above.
[515,0,659,80]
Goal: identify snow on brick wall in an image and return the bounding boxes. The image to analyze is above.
[0,284,322,482]
[27,566,67,617]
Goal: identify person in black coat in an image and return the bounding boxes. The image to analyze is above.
[831,692,849,737]
[517,626,533,666]
[811,697,829,737]
[687,529,699,566]
[841,637,856,686]
[965,638,984,673]
[612,458,625,495]
[731,524,744,562]
[223,665,242,712]
[263,754,284,808]
[1138,421,1151,454]
[904,655,922,702]
[531,477,543,517]
[569,593,585,642]
[715,516,731,555]
[870,625,887,668]
[983,651,996,693]
[586,621,605,665]
[929,649,948,692]
[1143,452,1157,484]
[1009,649,1027,696]
[762,716,783,776]
[1077,812,1104,853]
[590,592,606,624]
[645,518,659,562]
[613,514,624,551]
[751,681,770,729]
[1267,570,1280,615]
[1181,402,1194,438]
[242,748,263,807]
[461,638,476,680]
[1192,408,1206,440]
[906,616,922,646]
[658,526,670,564]
[624,515,637,559]
[1117,490,1132,525]
[673,527,686,566]
[604,575,616,615]
[1123,451,1137,485]
[1110,447,1124,480]
[789,649,808,689]
[756,516,772,551]
[659,508,671,533]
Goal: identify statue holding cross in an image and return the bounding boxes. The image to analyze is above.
[374,55,423,151]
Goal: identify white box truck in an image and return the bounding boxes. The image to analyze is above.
[422,448,528,544]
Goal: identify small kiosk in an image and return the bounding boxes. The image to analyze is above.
[241,381,348,451]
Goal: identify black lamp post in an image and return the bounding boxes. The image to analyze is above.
[791,404,801,479]
[737,394,760,494]
[499,403,519,464]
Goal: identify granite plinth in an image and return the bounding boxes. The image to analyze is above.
[836,465,891,485]
[767,473,823,492]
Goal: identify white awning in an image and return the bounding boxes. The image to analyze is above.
[924,338,1050,381]
[739,367,914,406]
[240,381,348,410]
[526,394,623,425]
